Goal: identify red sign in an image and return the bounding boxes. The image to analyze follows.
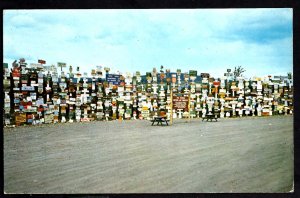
[172,74,176,83]
[213,81,220,86]
[38,59,46,64]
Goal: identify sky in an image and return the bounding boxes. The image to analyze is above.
[3,9,293,78]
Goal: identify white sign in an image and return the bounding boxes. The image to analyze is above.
[30,63,43,69]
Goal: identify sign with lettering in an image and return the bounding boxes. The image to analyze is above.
[201,73,210,78]
[57,62,66,67]
[21,86,35,91]
[38,59,46,64]
[106,74,121,85]
[30,63,43,69]
[15,113,26,123]
[23,107,37,113]
[213,81,220,86]
[274,76,288,79]
[189,70,197,77]
[173,96,189,111]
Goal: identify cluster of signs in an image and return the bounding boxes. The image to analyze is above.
[3,60,294,127]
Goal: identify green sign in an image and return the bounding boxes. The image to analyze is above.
[189,70,197,77]
[3,63,8,68]
[57,62,66,67]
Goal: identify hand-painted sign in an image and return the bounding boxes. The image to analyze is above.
[213,81,220,86]
[21,86,35,91]
[38,59,46,64]
[30,63,43,69]
[23,107,37,113]
[58,62,67,67]
[173,96,189,111]
[15,113,26,123]
[189,70,197,77]
[106,74,121,85]
[201,73,210,78]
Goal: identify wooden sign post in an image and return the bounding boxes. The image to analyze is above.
[58,62,66,72]
[170,89,173,125]
[189,91,191,122]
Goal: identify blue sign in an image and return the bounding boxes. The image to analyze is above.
[21,86,35,91]
[106,74,121,85]
[14,98,20,104]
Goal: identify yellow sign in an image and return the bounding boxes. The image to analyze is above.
[15,113,26,123]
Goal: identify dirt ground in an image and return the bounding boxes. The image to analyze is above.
[4,115,293,193]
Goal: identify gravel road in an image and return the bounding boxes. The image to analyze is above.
[4,115,293,193]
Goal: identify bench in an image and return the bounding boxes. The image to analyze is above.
[202,113,218,122]
[151,116,169,126]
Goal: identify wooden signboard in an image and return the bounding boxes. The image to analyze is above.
[173,96,189,111]
[189,70,197,77]
[58,62,66,67]
[30,63,43,69]
[21,86,35,91]
[15,113,27,123]
[201,73,210,78]
[45,114,54,123]
[213,81,220,86]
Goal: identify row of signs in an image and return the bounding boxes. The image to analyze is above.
[3,60,294,127]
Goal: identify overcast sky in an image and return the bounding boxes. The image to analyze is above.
[3,9,292,78]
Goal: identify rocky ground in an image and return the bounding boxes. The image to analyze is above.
[4,115,293,193]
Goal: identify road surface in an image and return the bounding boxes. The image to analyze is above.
[4,115,293,193]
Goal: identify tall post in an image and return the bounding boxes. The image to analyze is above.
[189,91,191,122]
[170,89,173,125]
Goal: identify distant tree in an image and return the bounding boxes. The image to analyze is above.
[233,66,246,80]
[287,72,292,80]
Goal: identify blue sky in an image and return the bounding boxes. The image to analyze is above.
[3,9,292,78]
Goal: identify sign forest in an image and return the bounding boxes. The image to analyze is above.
[3,60,293,127]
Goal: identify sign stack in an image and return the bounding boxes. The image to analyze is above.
[3,63,11,126]
[2,61,294,126]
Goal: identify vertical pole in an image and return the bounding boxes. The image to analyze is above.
[170,89,173,125]
[189,91,191,122]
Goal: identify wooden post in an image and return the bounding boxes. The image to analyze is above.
[170,89,173,125]
[189,91,191,122]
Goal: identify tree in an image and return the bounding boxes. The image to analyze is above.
[287,72,292,80]
[233,66,246,80]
